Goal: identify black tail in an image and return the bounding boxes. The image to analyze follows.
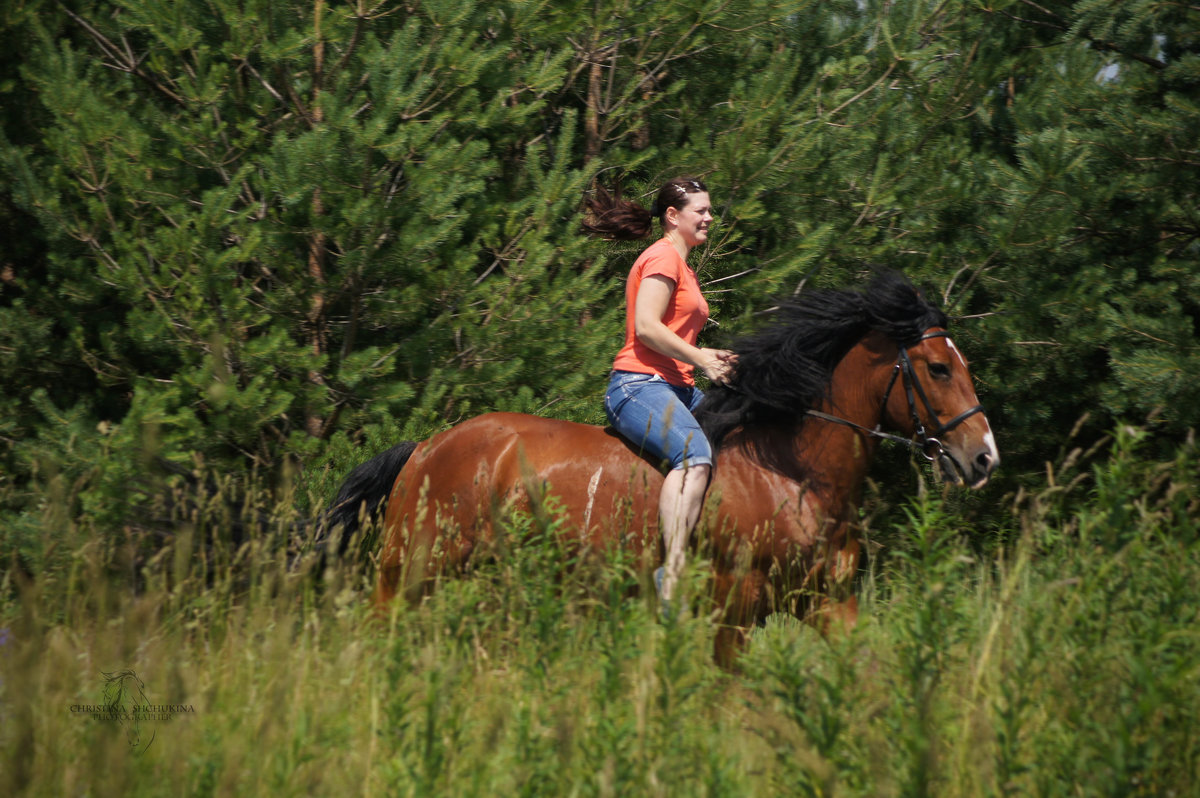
[320,441,419,559]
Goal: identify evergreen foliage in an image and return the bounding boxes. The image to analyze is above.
[1,0,1197,536]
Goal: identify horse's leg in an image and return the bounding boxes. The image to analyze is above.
[819,594,859,633]
[375,524,431,610]
[711,565,769,670]
[815,536,861,634]
[375,472,463,609]
[711,569,743,669]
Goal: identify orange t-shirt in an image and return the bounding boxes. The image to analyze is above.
[611,238,710,386]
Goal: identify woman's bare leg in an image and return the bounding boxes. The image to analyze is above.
[658,463,711,605]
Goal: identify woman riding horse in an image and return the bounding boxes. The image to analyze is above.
[581,176,736,609]
[326,269,998,665]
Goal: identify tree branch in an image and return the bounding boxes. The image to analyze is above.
[57,2,188,106]
[1005,1,1167,70]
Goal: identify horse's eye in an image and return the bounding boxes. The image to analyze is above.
[928,362,952,380]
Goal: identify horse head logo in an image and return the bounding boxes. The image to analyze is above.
[101,669,154,753]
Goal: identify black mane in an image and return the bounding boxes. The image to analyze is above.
[696,269,947,475]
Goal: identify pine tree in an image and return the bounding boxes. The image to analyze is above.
[2,0,1197,536]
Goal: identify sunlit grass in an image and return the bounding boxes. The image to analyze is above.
[3,428,1198,796]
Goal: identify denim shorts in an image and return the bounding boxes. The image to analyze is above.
[604,370,714,471]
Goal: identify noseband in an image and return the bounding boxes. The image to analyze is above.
[806,330,985,462]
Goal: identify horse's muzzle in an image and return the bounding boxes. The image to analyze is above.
[938,444,999,489]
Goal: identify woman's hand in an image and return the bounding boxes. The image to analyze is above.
[697,348,738,386]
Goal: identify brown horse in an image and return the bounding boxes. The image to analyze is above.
[327,271,998,664]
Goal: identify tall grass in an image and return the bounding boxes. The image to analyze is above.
[2,426,1198,796]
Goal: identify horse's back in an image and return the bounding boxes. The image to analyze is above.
[411,411,650,480]
[385,412,662,554]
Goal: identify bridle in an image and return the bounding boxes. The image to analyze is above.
[805,330,985,464]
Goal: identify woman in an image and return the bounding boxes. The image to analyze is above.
[582,176,736,607]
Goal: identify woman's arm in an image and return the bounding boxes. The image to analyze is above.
[634,275,735,385]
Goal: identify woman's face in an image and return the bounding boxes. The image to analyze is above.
[668,191,713,248]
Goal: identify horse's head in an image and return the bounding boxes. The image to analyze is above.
[102,669,143,710]
[883,329,999,488]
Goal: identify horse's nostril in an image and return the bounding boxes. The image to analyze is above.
[976,451,996,472]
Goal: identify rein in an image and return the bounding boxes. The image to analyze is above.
[805,330,985,463]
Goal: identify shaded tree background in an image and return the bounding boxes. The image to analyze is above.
[1,0,1196,548]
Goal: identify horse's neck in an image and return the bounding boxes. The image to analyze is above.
[799,334,897,490]
[720,333,896,496]
[824,333,896,429]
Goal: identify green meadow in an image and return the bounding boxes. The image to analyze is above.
[4,425,1197,797]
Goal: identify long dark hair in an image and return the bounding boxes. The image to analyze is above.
[581,176,708,240]
[696,269,947,477]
